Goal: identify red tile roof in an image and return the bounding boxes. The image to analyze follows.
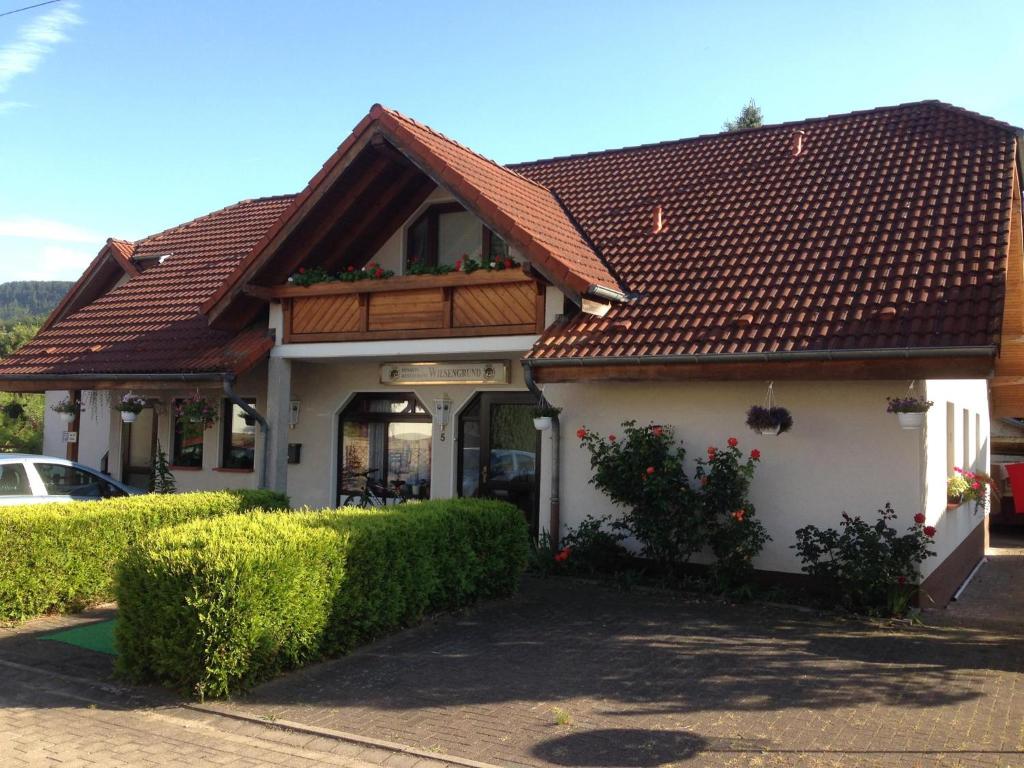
[374,106,622,297]
[1,100,1019,383]
[515,101,1021,361]
[0,196,293,379]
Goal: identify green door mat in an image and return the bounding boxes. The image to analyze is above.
[41,619,117,656]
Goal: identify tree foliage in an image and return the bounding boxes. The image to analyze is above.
[0,316,44,453]
[0,281,73,322]
[723,99,763,132]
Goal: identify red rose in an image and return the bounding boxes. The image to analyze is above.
[707,447,717,459]
[731,509,745,522]
[347,265,355,272]
[924,526,937,538]
[608,434,616,442]
[298,267,306,274]
[554,549,569,563]
[913,513,926,525]
[750,449,761,460]
[504,258,514,269]
[375,268,384,278]
[727,437,738,447]
[455,260,462,271]
[576,428,587,439]
[652,425,663,437]
[646,466,655,475]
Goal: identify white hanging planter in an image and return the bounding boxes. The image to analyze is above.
[58,411,76,426]
[121,411,138,424]
[896,412,925,430]
[755,425,782,436]
[533,416,553,431]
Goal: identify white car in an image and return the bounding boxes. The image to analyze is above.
[0,454,145,506]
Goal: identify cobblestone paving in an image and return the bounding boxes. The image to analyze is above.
[208,578,1024,768]
[0,612,466,768]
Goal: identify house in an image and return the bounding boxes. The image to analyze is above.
[2,100,1022,606]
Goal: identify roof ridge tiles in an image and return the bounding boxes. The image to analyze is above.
[511,100,1023,170]
[375,104,554,193]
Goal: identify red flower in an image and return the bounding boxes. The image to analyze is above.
[298,267,306,274]
[576,427,587,440]
[727,437,738,448]
[913,513,926,525]
[707,447,717,459]
[953,466,962,473]
[455,260,462,271]
[374,268,384,278]
[971,481,981,490]
[898,575,907,585]
[554,547,570,563]
[608,434,616,442]
[924,525,937,538]
[504,258,514,269]
[750,449,761,460]
[731,509,745,522]
[652,425,663,437]
[347,265,355,272]
[646,466,655,475]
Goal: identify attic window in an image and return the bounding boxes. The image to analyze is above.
[406,203,508,270]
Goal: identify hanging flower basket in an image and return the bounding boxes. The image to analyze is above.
[175,393,218,430]
[115,393,147,423]
[51,397,80,425]
[746,405,793,435]
[532,403,562,431]
[886,396,933,430]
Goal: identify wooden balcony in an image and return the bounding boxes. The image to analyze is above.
[254,270,546,344]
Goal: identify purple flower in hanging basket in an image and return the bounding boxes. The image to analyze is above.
[886,396,934,414]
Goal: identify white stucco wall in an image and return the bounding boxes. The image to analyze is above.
[920,378,990,578]
[540,379,934,575]
[43,389,111,470]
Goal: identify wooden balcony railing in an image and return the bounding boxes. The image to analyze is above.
[252,270,546,343]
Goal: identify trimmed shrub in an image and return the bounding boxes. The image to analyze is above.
[115,499,529,699]
[0,490,288,621]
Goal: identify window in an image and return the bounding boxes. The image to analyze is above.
[338,394,431,502]
[172,399,204,468]
[33,462,123,499]
[0,463,30,496]
[222,399,256,470]
[405,203,508,270]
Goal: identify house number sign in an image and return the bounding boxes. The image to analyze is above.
[379,361,510,386]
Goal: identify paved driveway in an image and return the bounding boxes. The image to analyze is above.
[209,577,1024,768]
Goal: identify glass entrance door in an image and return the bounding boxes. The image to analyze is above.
[458,393,539,534]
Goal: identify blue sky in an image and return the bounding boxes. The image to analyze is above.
[1,0,1022,282]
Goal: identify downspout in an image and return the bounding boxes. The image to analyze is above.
[523,361,560,547]
[223,376,269,490]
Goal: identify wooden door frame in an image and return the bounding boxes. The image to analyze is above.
[121,406,158,490]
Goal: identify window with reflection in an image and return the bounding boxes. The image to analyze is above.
[221,398,256,470]
[405,202,508,270]
[338,393,431,503]
[172,399,203,468]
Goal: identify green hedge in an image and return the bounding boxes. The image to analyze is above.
[116,499,529,699]
[0,490,288,621]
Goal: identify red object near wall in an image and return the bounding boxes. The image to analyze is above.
[1005,463,1024,514]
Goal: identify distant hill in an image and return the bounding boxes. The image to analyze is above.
[0,281,73,322]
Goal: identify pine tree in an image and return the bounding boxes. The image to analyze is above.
[151,443,177,494]
[723,99,763,132]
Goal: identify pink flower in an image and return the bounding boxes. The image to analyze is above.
[646,466,655,475]
[652,425,663,437]
[608,434,616,442]
[971,482,981,490]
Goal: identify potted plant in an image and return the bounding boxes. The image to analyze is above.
[175,393,218,430]
[947,467,990,511]
[51,397,80,426]
[886,396,934,430]
[745,405,793,436]
[533,403,562,431]
[115,393,147,423]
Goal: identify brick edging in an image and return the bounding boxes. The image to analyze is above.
[185,702,505,768]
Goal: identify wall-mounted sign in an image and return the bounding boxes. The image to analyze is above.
[62,431,78,444]
[380,361,510,386]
